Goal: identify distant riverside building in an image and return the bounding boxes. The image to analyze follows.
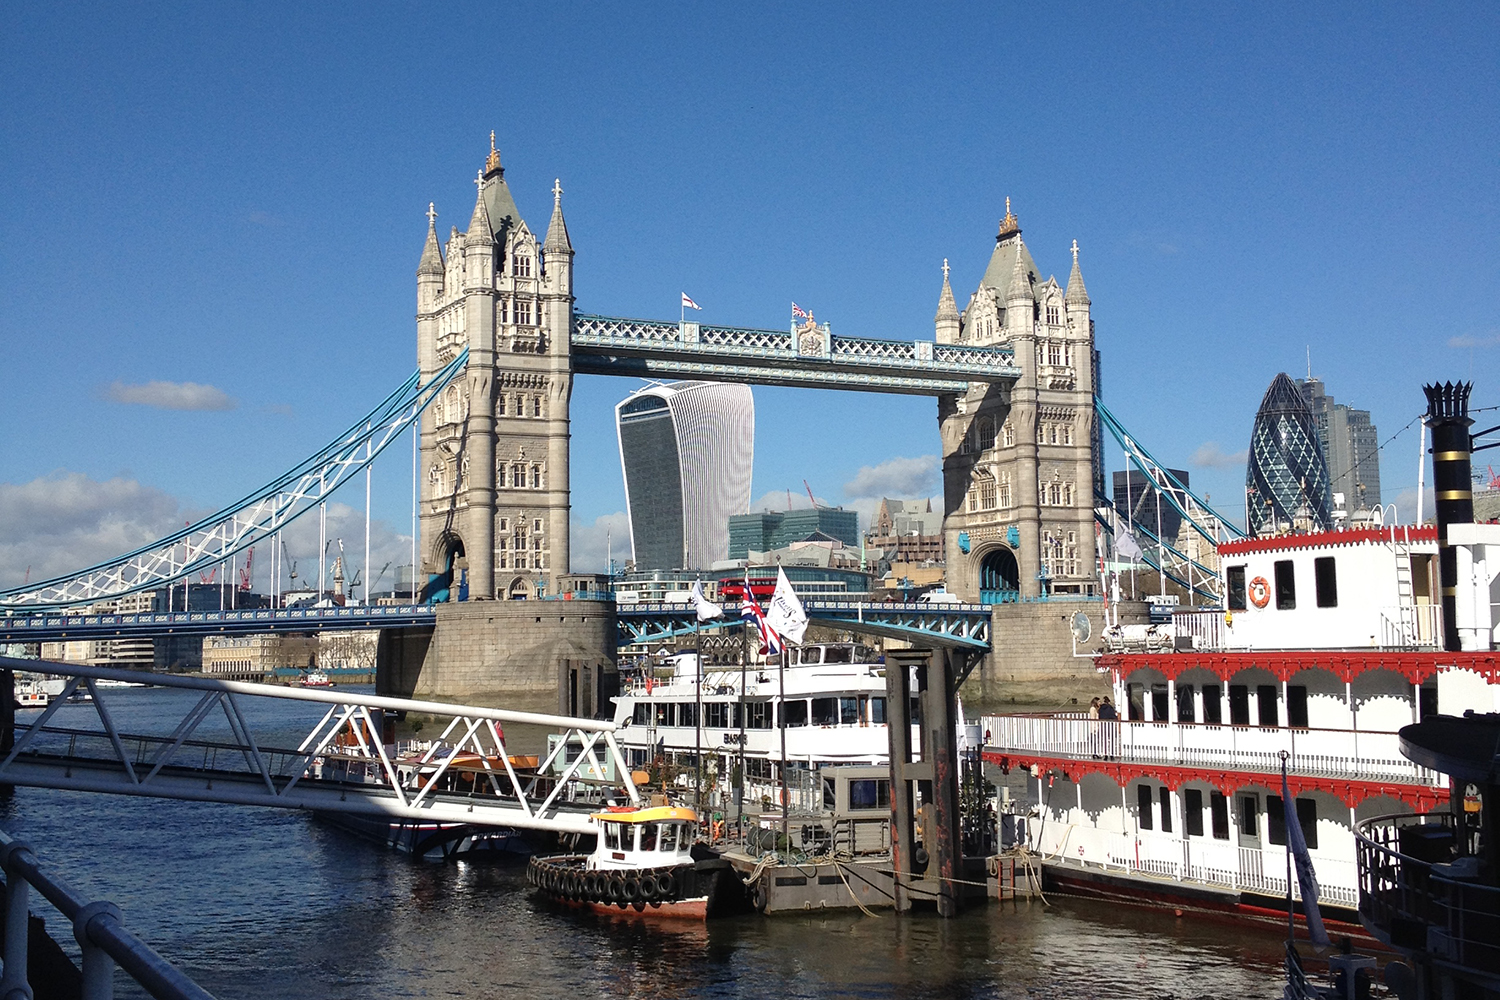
[1246,373,1333,536]
[1296,377,1382,510]
[865,498,944,565]
[1111,469,1190,545]
[202,634,318,679]
[616,381,755,571]
[727,507,859,561]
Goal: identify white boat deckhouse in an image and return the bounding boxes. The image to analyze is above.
[983,521,1500,917]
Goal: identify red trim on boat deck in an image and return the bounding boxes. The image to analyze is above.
[1218,526,1436,556]
[981,750,1450,811]
[1096,650,1500,685]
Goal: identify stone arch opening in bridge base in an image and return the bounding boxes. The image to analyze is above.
[505,576,535,601]
[425,535,467,603]
[979,546,1019,605]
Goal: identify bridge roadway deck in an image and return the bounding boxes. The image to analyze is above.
[2,600,996,652]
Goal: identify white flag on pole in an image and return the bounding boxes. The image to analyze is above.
[681,293,702,310]
[1116,529,1144,561]
[764,566,808,645]
[690,579,723,622]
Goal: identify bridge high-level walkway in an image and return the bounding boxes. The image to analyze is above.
[0,658,637,835]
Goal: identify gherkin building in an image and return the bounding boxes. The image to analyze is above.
[1245,373,1333,535]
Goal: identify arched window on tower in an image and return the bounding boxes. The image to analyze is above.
[1046,303,1060,325]
[514,253,532,278]
[1002,422,1014,448]
[976,417,994,452]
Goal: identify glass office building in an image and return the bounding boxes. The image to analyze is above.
[1245,373,1333,535]
[615,381,754,570]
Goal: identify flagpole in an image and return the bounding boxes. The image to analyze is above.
[695,618,703,808]
[738,589,748,843]
[779,643,789,853]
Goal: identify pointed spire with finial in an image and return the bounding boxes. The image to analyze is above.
[1006,233,1034,303]
[934,257,959,324]
[418,201,443,274]
[467,170,494,242]
[544,178,572,254]
[1065,238,1090,306]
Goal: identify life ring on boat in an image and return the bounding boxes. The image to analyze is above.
[622,876,643,903]
[1248,576,1271,609]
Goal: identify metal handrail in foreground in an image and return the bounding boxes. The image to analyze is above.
[0,827,217,1000]
[1355,811,1500,987]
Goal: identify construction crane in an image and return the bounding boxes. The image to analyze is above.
[804,480,819,509]
[238,547,254,591]
[280,538,298,586]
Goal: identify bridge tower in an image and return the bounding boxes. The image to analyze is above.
[416,136,574,600]
[937,204,1099,600]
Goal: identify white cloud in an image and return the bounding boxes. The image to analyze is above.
[104,380,237,412]
[1389,487,1434,527]
[1448,332,1500,349]
[1191,442,1248,469]
[0,472,414,597]
[842,455,940,500]
[570,511,631,573]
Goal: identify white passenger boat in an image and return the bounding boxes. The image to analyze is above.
[612,642,939,809]
[984,520,1500,928]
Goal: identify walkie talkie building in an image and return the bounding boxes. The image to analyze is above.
[1245,372,1333,536]
[615,382,755,570]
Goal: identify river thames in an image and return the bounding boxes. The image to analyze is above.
[1,687,1287,999]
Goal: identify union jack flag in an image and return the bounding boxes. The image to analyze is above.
[791,302,808,320]
[740,592,783,656]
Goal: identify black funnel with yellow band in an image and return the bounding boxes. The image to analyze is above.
[1422,381,1474,652]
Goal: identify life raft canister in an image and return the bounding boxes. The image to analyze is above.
[1248,576,1271,609]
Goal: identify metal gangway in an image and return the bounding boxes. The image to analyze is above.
[0,657,639,837]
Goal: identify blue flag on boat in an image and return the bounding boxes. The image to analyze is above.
[1282,758,1330,948]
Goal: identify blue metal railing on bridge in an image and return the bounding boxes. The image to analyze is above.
[0,604,437,643]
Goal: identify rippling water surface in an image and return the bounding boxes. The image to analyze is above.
[2,687,1286,998]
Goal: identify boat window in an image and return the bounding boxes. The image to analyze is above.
[1314,557,1337,608]
[801,647,823,665]
[744,701,773,729]
[1228,685,1250,726]
[1268,796,1319,849]
[1176,684,1195,723]
[604,822,621,851]
[1202,684,1222,725]
[1150,684,1168,722]
[627,824,641,851]
[1210,792,1230,840]
[848,778,890,810]
[1226,566,1247,611]
[839,697,860,725]
[679,702,699,728]
[704,703,730,728]
[823,646,853,664]
[654,703,674,727]
[781,700,808,727]
[640,824,658,851]
[1184,789,1204,837]
[854,645,873,661]
[823,777,836,809]
[633,702,652,725]
[1136,784,1154,830]
[1256,685,1279,727]
[812,697,837,726]
[1286,685,1308,729]
[659,823,678,853]
[1158,786,1172,832]
[1274,559,1296,610]
[869,697,886,724]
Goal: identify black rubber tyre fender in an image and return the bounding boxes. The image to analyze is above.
[752,881,768,912]
[608,874,625,902]
[639,873,659,900]
[622,876,642,903]
[583,873,599,898]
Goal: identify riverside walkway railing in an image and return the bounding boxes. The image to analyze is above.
[0,827,217,1000]
[981,714,1441,785]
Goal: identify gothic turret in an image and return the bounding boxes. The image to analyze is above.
[1005,232,1035,335]
[1065,240,1090,307]
[418,203,444,276]
[543,179,572,256]
[934,258,960,344]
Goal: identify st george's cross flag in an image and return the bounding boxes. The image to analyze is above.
[681,293,702,310]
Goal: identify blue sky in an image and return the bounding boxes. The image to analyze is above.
[2,3,1497,586]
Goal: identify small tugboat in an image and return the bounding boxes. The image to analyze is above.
[300,669,332,688]
[526,802,743,919]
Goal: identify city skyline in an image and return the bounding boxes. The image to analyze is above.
[3,5,1497,587]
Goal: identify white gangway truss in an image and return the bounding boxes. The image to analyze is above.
[0,657,637,836]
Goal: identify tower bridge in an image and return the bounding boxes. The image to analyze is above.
[0,136,1243,705]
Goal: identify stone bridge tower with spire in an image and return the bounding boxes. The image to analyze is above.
[415,134,575,601]
[936,202,1100,601]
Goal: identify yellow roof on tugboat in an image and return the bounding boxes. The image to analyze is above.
[590,805,698,824]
